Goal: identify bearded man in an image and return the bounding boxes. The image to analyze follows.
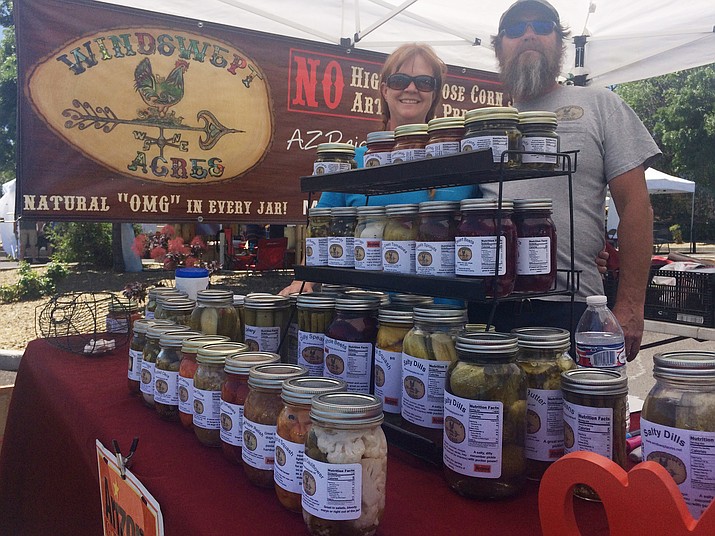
[474,0,660,360]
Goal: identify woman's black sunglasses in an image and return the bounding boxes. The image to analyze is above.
[501,20,556,39]
[386,73,437,92]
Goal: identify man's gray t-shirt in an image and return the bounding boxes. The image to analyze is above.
[481,84,661,301]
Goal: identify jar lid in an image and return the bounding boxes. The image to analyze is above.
[147,324,188,339]
[356,205,386,217]
[413,304,467,325]
[427,117,465,131]
[109,298,140,313]
[320,284,357,296]
[394,123,428,137]
[378,306,414,325]
[464,106,519,124]
[224,351,281,374]
[366,130,395,143]
[175,267,209,278]
[330,206,358,217]
[159,330,201,347]
[653,351,715,381]
[561,368,628,395]
[418,200,460,214]
[316,142,355,155]
[334,294,381,312]
[310,392,384,426]
[161,297,196,312]
[196,289,233,305]
[511,327,570,351]
[148,287,186,299]
[155,291,189,304]
[133,318,174,334]
[233,294,245,306]
[465,323,496,332]
[309,207,332,217]
[460,198,514,211]
[344,289,390,306]
[385,203,419,216]
[197,342,249,364]
[513,198,552,211]
[247,363,307,390]
[181,335,230,353]
[518,111,557,126]
[297,293,336,310]
[281,377,347,405]
[244,294,290,310]
[389,294,434,307]
[456,332,519,355]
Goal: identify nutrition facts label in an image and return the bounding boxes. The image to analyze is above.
[563,400,613,459]
[302,458,362,520]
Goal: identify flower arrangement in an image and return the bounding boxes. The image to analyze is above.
[132,224,207,270]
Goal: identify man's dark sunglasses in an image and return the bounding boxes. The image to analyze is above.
[386,73,437,92]
[501,20,556,39]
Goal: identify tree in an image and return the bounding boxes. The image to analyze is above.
[0,0,16,184]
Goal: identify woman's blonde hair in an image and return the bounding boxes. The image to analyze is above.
[379,43,447,130]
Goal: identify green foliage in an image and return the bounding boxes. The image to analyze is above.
[47,222,113,268]
[669,224,683,244]
[0,0,16,185]
[0,260,67,302]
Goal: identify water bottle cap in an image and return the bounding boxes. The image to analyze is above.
[586,295,608,306]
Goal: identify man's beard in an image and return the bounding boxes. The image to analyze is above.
[499,46,562,102]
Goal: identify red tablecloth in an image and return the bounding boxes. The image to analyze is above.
[0,338,610,535]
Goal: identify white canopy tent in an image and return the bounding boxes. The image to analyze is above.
[96,0,715,86]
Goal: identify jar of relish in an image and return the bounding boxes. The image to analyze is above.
[328,207,358,268]
[416,200,459,277]
[354,206,387,271]
[383,203,419,274]
[513,198,557,293]
[462,107,521,167]
[364,131,394,167]
[306,207,331,267]
[155,330,201,421]
[518,111,559,170]
[391,123,428,163]
[313,143,357,174]
[426,117,464,158]
[455,198,517,297]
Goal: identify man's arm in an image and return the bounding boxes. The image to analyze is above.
[608,166,653,361]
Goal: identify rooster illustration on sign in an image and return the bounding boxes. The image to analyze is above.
[134,58,189,120]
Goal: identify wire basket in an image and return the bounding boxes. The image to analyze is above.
[36,292,132,355]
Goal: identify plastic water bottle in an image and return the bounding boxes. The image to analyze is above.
[574,295,626,372]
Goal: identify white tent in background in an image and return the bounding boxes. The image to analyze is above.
[606,168,696,246]
[0,179,18,258]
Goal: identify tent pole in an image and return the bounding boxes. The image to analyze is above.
[690,190,696,253]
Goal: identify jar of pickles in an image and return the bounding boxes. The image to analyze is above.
[274,377,347,512]
[242,364,307,487]
[391,123,428,163]
[364,131,394,167]
[155,330,201,421]
[383,203,418,274]
[354,206,387,271]
[128,319,173,395]
[232,294,245,342]
[313,143,357,175]
[415,200,459,277]
[374,306,414,421]
[179,335,230,430]
[513,199,557,293]
[561,368,628,501]
[518,111,559,170]
[303,392,387,536]
[328,207,358,268]
[243,294,291,360]
[159,297,196,325]
[444,332,527,499]
[220,351,281,465]
[323,295,380,393]
[455,198,517,297]
[306,207,332,267]
[401,304,467,445]
[461,107,521,167]
[641,351,715,519]
[512,326,575,480]
[141,324,185,408]
[146,288,185,320]
[297,293,336,376]
[189,289,239,340]
[193,342,248,447]
[425,117,464,158]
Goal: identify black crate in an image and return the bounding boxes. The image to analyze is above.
[644,269,715,327]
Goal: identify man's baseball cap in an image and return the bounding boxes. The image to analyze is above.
[499,0,560,32]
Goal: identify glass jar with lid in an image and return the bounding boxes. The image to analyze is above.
[128,319,173,395]
[274,377,347,512]
[106,298,141,334]
[146,288,186,320]
[364,131,394,167]
[426,117,464,158]
[518,111,559,170]
[306,207,332,267]
[297,293,336,376]
[561,368,628,501]
[313,143,357,175]
[284,293,300,365]
[391,123,428,163]
[303,392,387,536]
[155,330,201,421]
[461,107,521,167]
[374,306,414,422]
[232,294,245,342]
[220,351,281,465]
[323,295,380,393]
[641,351,715,519]
[401,304,467,445]
[189,289,239,340]
[455,198,517,297]
[242,363,307,487]
[513,198,557,293]
[382,203,419,274]
[243,294,291,360]
[328,207,358,268]
[141,323,185,408]
[354,206,387,271]
[512,326,575,480]
[178,335,230,429]
[389,294,434,307]
[159,297,196,325]
[444,332,527,499]
[193,342,248,447]
[416,200,460,277]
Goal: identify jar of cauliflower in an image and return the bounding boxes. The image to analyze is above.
[303,392,387,536]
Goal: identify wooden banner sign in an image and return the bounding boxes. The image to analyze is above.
[15,0,503,223]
